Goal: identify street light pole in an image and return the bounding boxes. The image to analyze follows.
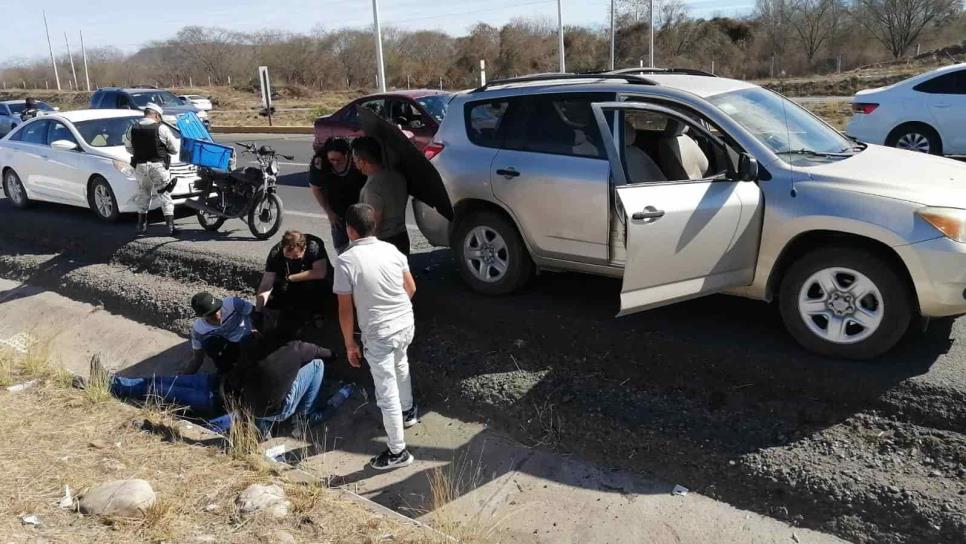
[372,0,387,92]
[649,0,655,67]
[80,31,91,92]
[64,33,79,91]
[557,0,566,73]
[43,10,61,91]
[609,0,616,70]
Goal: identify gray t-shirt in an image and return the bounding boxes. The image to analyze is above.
[333,237,413,339]
[360,169,408,238]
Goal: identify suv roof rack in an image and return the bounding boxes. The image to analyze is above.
[606,67,718,77]
[471,73,657,93]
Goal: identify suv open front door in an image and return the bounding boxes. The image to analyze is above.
[590,101,765,317]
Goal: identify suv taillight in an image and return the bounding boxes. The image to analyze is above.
[424,142,445,161]
[852,103,879,114]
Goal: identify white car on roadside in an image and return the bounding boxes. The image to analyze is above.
[0,110,199,222]
[846,63,966,155]
[180,95,213,111]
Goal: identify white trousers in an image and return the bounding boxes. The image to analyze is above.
[363,325,415,454]
[134,162,174,216]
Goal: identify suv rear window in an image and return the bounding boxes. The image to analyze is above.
[465,100,509,148]
[505,94,610,159]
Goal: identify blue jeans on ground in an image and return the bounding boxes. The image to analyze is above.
[257,360,325,433]
[110,373,219,413]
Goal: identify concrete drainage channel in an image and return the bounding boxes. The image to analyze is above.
[0,230,965,542]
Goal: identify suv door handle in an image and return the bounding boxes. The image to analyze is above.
[496,168,520,179]
[632,207,665,221]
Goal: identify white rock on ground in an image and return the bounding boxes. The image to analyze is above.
[77,479,156,517]
[236,484,291,519]
[260,529,297,544]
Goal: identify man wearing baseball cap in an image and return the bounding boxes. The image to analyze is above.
[123,102,179,236]
[184,291,256,374]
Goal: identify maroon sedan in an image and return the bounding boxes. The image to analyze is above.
[313,90,453,152]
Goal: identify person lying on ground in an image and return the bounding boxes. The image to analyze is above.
[253,230,331,341]
[335,203,419,471]
[183,292,256,375]
[101,334,348,435]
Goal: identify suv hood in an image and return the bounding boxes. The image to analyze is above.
[803,144,966,207]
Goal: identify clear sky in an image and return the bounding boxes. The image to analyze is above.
[5,0,755,65]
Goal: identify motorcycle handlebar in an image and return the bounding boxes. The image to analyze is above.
[281,154,294,160]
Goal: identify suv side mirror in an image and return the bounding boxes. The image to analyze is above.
[736,154,759,182]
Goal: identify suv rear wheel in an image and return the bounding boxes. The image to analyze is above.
[779,247,913,359]
[453,211,533,295]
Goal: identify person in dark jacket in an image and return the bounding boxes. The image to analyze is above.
[225,337,332,433]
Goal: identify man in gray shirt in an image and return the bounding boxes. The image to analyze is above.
[351,137,411,255]
[334,203,418,471]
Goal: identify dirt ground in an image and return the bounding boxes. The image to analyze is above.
[0,351,436,544]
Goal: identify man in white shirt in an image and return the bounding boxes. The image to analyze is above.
[333,203,418,470]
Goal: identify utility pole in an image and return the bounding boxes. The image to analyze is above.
[43,10,61,90]
[649,0,655,67]
[80,31,91,91]
[64,33,79,90]
[609,0,616,70]
[372,0,387,92]
[480,59,487,86]
[557,0,566,72]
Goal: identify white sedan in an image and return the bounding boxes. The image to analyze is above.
[0,110,199,222]
[846,63,966,156]
[179,95,213,111]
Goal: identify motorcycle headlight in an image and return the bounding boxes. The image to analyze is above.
[113,159,135,178]
[917,207,966,243]
[197,110,208,119]
[268,160,278,176]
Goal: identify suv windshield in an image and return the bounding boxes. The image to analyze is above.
[73,117,139,147]
[416,95,451,123]
[129,91,184,108]
[708,88,855,160]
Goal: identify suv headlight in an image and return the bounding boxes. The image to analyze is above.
[113,159,135,178]
[917,207,966,243]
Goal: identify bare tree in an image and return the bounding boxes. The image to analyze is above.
[852,0,960,58]
[788,0,843,64]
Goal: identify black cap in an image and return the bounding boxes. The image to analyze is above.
[191,292,223,317]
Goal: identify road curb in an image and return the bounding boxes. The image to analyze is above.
[211,126,313,135]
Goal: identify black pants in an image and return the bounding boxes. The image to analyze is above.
[266,284,326,340]
[383,231,411,256]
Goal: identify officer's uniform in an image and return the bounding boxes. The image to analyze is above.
[123,103,179,234]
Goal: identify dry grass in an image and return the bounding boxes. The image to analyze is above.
[425,453,496,544]
[0,358,440,544]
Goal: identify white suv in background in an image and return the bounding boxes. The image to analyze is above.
[846,63,966,155]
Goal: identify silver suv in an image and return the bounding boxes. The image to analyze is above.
[413,70,966,359]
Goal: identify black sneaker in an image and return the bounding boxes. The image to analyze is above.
[402,405,419,428]
[370,448,414,470]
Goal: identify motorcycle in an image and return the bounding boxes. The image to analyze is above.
[183,142,291,240]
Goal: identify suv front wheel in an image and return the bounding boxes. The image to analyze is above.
[779,247,913,359]
[453,211,533,295]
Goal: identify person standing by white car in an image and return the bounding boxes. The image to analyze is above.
[123,103,178,235]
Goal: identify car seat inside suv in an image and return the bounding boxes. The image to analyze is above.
[622,121,667,183]
[658,119,710,180]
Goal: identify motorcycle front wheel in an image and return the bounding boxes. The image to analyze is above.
[248,193,283,240]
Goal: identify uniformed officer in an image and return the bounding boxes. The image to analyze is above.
[123,103,179,235]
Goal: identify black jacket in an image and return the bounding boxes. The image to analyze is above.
[228,340,329,417]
